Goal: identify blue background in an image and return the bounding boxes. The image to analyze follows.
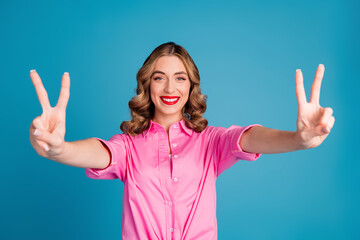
[1,0,359,239]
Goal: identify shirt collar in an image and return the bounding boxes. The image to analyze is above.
[179,119,193,136]
[142,119,193,137]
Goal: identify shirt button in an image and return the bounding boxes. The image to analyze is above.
[172,143,177,147]
[168,201,173,206]
[173,155,178,158]
[170,228,174,232]
[173,177,178,182]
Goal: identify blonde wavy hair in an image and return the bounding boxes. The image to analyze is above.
[120,42,208,136]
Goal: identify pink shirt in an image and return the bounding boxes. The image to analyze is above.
[85,119,261,240]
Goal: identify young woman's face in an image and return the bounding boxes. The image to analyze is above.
[150,56,191,121]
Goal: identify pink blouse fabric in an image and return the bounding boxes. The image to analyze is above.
[85,119,261,240]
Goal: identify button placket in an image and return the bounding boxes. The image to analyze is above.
[168,124,183,237]
[158,128,176,238]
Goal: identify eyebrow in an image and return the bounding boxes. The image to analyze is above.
[151,71,188,77]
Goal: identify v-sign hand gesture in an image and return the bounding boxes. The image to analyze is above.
[29,70,70,158]
[295,64,335,149]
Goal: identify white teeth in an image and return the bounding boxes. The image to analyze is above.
[161,97,179,102]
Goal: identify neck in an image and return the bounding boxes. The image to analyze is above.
[152,113,183,133]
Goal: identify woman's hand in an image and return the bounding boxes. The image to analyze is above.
[29,70,70,159]
[295,64,335,149]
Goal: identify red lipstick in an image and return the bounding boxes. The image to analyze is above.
[160,96,180,105]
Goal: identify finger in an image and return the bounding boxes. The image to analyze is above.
[32,116,45,130]
[56,72,70,110]
[327,116,335,130]
[319,107,333,124]
[30,70,52,111]
[31,117,51,145]
[310,64,325,104]
[31,124,60,150]
[34,139,50,152]
[30,126,50,152]
[319,107,333,134]
[32,127,54,145]
[295,69,307,105]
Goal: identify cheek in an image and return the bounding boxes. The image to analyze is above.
[180,88,191,105]
[183,83,191,99]
[149,83,158,100]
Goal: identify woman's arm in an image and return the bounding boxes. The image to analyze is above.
[239,64,335,154]
[240,126,302,154]
[29,70,110,169]
[51,139,110,169]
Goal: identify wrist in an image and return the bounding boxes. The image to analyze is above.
[294,131,311,150]
[50,141,69,162]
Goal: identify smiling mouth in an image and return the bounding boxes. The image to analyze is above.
[160,97,180,105]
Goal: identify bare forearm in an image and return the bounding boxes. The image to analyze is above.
[29,71,110,170]
[240,126,305,154]
[50,138,110,169]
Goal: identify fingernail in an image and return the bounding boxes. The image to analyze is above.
[296,69,301,72]
[34,129,41,136]
[43,144,49,152]
[319,64,324,68]
[30,69,36,73]
[64,72,69,75]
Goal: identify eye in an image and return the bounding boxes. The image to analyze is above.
[153,76,163,81]
[177,77,186,81]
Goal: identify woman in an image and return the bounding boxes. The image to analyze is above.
[29,42,335,239]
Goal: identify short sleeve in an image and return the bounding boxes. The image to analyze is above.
[84,134,127,182]
[212,124,262,177]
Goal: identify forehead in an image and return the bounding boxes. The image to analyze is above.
[154,56,187,73]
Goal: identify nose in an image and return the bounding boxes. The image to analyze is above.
[164,78,175,93]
